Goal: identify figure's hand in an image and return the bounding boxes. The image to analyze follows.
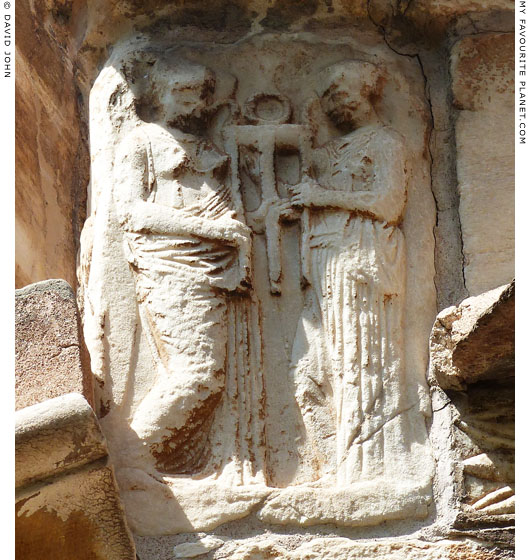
[247,198,299,232]
[289,179,324,208]
[218,217,252,246]
[271,198,300,221]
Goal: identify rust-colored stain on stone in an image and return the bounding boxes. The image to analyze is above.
[16,465,136,560]
[446,543,513,559]
[452,33,515,111]
[16,501,105,560]
[151,391,222,474]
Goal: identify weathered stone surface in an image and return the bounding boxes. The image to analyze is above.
[429,280,514,390]
[16,464,136,560]
[15,279,93,410]
[451,378,514,514]
[257,479,432,527]
[452,282,514,379]
[76,0,516,70]
[451,33,515,296]
[173,536,225,558]
[451,512,515,548]
[119,472,272,534]
[81,32,435,535]
[15,0,515,296]
[16,0,516,556]
[15,393,136,559]
[15,0,89,289]
[15,393,107,488]
[428,282,514,545]
[136,535,514,559]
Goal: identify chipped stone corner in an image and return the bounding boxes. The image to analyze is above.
[15,393,137,559]
[428,280,515,548]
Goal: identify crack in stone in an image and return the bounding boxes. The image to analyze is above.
[333,401,420,471]
[432,400,451,413]
[464,13,480,34]
[367,4,470,307]
[48,343,80,359]
[457,203,469,297]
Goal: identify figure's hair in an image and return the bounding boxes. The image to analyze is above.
[316,60,381,100]
[113,47,215,124]
[150,56,215,100]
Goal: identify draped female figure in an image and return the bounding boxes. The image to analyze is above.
[290,62,418,485]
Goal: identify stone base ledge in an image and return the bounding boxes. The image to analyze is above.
[135,535,514,560]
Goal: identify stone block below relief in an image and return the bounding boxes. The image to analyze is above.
[15,279,93,410]
[80,30,437,535]
[15,394,136,560]
[119,471,432,534]
[135,535,514,560]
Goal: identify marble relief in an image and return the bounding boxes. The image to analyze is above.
[80,34,436,534]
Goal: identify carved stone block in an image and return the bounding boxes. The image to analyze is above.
[15,0,87,288]
[15,279,93,410]
[80,30,437,536]
[430,280,514,391]
[429,282,515,545]
[15,393,136,560]
[451,33,515,295]
[15,392,107,488]
[15,0,517,557]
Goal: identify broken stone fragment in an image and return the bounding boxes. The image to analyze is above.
[429,281,514,540]
[257,478,432,528]
[15,279,94,410]
[15,393,136,560]
[15,392,107,488]
[463,453,514,484]
[472,486,515,514]
[429,280,514,390]
[173,536,225,558]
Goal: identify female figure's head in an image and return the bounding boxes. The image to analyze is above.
[151,56,216,129]
[126,50,216,132]
[316,61,382,131]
